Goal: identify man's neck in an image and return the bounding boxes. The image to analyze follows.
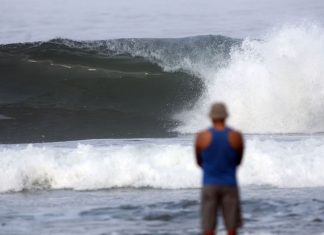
[212,121,226,130]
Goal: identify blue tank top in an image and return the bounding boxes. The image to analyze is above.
[201,127,239,186]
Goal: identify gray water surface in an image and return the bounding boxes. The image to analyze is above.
[1,187,323,235]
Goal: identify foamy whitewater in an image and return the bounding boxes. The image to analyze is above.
[1,135,324,193]
[175,24,324,134]
[1,0,324,234]
[1,136,324,234]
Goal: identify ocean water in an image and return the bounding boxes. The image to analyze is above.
[1,0,324,234]
[0,136,324,234]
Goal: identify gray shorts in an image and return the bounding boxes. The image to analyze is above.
[201,185,242,231]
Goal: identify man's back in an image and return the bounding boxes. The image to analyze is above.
[200,127,240,186]
[195,126,244,170]
[195,103,244,235]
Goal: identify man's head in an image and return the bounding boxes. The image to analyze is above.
[209,102,228,123]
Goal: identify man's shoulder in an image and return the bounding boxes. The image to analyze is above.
[195,129,212,149]
[228,127,243,137]
[197,128,211,136]
[227,127,244,149]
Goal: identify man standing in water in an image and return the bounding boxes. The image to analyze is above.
[195,102,244,235]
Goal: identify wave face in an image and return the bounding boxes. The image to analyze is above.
[0,35,237,143]
[1,136,324,193]
[176,24,324,134]
[1,24,324,143]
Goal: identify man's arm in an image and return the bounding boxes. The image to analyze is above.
[195,130,212,168]
[195,134,203,168]
[229,130,244,165]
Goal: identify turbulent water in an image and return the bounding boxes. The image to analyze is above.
[1,0,324,234]
[2,24,324,143]
[1,136,324,235]
[1,24,324,235]
[1,135,324,193]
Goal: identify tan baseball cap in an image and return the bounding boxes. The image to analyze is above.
[209,102,228,120]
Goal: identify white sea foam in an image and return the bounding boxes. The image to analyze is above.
[0,140,199,192]
[174,24,324,134]
[0,135,323,192]
[242,135,324,187]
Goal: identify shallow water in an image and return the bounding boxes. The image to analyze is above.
[0,187,323,235]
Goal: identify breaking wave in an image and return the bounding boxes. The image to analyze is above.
[176,23,324,134]
[0,35,234,142]
[0,135,324,193]
[1,23,324,143]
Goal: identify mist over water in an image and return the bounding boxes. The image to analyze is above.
[2,0,324,44]
[175,24,324,134]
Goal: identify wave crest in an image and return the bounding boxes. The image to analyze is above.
[176,24,324,134]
